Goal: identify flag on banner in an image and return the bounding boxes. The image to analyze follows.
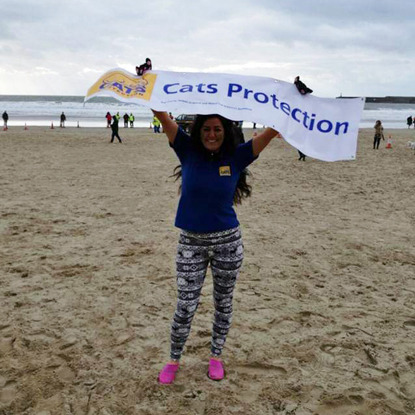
[85,68,365,161]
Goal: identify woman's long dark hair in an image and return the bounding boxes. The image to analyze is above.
[172,114,252,205]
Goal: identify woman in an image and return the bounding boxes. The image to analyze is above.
[153,110,279,384]
[373,120,384,149]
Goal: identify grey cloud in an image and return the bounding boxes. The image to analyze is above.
[254,0,415,23]
[1,0,414,96]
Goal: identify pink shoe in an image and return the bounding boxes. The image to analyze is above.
[208,358,225,381]
[158,363,179,384]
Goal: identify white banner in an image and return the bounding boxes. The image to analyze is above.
[85,68,365,161]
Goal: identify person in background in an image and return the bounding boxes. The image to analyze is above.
[233,121,244,144]
[407,116,413,129]
[293,75,312,159]
[136,58,152,76]
[153,115,161,133]
[169,112,174,120]
[294,76,313,95]
[115,112,121,122]
[129,113,135,128]
[60,112,66,128]
[298,150,306,161]
[2,111,9,129]
[110,115,122,143]
[106,112,112,128]
[293,76,313,158]
[373,120,384,149]
[123,113,129,128]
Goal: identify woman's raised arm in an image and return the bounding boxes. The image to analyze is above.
[251,127,280,156]
[151,110,178,144]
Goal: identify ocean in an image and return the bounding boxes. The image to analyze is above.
[0,95,152,128]
[1,95,415,129]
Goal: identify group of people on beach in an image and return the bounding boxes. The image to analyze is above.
[374,117,415,149]
[105,112,135,129]
[123,113,135,128]
[2,110,68,128]
[105,112,136,143]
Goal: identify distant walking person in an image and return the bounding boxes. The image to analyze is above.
[2,111,8,129]
[110,115,122,143]
[60,112,66,128]
[373,120,384,149]
[106,112,112,128]
[407,116,413,129]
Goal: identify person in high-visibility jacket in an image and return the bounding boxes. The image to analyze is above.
[129,113,135,128]
[153,116,161,133]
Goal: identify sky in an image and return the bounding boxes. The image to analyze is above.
[0,0,414,98]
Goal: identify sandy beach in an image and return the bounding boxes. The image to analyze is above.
[1,125,414,415]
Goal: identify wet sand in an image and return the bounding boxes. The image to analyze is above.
[1,126,415,415]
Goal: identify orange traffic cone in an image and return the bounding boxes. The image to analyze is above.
[51,122,54,129]
[386,135,392,149]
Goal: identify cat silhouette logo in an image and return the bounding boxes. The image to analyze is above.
[219,166,231,176]
[87,69,157,101]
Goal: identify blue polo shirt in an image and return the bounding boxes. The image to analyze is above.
[171,128,258,233]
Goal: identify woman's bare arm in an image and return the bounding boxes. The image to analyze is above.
[251,127,280,156]
[151,110,178,144]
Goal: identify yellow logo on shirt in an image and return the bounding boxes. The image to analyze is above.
[219,166,231,176]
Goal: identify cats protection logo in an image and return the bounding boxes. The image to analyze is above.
[86,69,157,101]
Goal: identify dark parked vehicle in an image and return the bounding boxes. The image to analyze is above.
[175,114,196,132]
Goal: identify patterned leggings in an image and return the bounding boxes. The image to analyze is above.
[170,227,244,361]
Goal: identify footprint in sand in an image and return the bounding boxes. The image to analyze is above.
[405,355,415,368]
[54,365,76,383]
[0,380,18,406]
[235,362,287,378]
[0,336,16,354]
